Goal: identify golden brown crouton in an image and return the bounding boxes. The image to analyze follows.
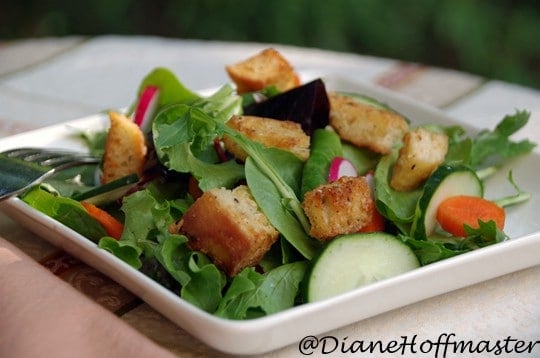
[101,111,147,184]
[225,48,301,94]
[328,92,408,154]
[390,127,449,191]
[223,115,310,161]
[302,176,373,241]
[176,185,279,276]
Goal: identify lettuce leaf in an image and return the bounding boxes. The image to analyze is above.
[152,86,318,259]
[154,234,226,313]
[444,110,536,171]
[400,220,506,265]
[215,261,308,319]
[21,186,107,242]
[98,187,188,268]
[152,104,245,191]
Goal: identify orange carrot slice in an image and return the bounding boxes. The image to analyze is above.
[81,201,124,240]
[358,200,385,233]
[436,195,505,237]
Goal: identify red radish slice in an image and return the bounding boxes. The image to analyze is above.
[213,138,228,163]
[328,157,358,182]
[133,86,160,132]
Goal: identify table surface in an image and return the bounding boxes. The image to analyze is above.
[0,35,539,357]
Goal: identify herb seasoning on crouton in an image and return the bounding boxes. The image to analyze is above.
[101,111,147,184]
[328,92,408,154]
[302,176,374,241]
[223,115,310,161]
[390,127,449,191]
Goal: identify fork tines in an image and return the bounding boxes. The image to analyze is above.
[1,147,98,167]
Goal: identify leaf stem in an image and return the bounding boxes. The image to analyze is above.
[227,128,312,233]
[494,191,531,208]
[493,170,531,208]
[475,166,498,181]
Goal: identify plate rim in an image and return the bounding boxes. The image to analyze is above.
[1,74,539,354]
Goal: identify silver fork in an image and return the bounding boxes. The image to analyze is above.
[0,147,99,201]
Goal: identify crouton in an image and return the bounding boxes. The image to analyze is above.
[174,185,279,276]
[302,176,373,241]
[390,127,449,191]
[225,48,301,94]
[223,115,310,161]
[101,111,147,184]
[328,92,408,154]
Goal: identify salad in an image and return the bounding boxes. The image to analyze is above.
[19,48,536,320]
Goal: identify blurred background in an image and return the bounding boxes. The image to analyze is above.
[1,0,539,89]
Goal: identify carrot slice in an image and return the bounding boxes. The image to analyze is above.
[81,201,124,240]
[436,195,505,237]
[358,200,385,233]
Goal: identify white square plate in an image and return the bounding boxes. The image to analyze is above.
[1,75,539,355]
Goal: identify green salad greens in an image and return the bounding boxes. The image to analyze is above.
[21,65,536,319]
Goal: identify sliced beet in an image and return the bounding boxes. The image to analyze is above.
[243,79,329,136]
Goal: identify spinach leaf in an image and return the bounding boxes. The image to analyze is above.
[245,151,319,259]
[133,67,199,111]
[301,129,342,197]
[224,127,313,239]
[341,142,379,175]
[374,149,422,225]
[21,186,107,243]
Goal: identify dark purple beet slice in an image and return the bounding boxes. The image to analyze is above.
[243,79,329,136]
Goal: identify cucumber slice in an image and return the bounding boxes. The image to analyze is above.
[336,91,391,111]
[336,91,409,122]
[72,174,139,206]
[307,232,419,302]
[411,164,483,239]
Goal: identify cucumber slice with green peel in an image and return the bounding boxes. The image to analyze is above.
[411,164,483,239]
[336,91,409,122]
[336,91,392,111]
[72,174,139,205]
[307,232,420,302]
